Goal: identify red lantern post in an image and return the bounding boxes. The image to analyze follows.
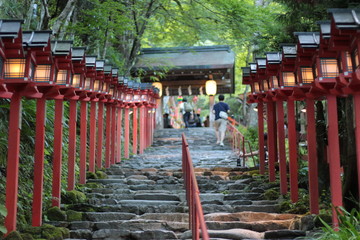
[66,47,86,190]
[2,20,44,234]
[132,84,141,155]
[265,51,289,195]
[275,45,298,195]
[109,67,119,164]
[50,40,74,207]
[294,32,324,215]
[123,80,133,159]
[328,8,360,204]
[22,31,60,226]
[314,21,343,225]
[256,58,278,182]
[243,65,266,173]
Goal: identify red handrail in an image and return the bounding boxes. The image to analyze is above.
[226,122,257,167]
[182,133,210,240]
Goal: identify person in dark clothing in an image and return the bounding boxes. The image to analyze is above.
[181,98,192,128]
[212,94,230,146]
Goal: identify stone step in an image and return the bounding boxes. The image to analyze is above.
[134,193,181,201]
[56,128,312,239]
[87,192,182,202]
[93,219,188,232]
[223,193,262,200]
[181,228,264,240]
[92,228,178,240]
[90,204,188,214]
[139,213,189,222]
[84,212,136,221]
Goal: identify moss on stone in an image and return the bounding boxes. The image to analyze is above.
[20,233,34,240]
[22,226,42,238]
[58,227,70,238]
[86,171,98,179]
[3,231,23,240]
[230,174,253,180]
[40,224,63,240]
[96,170,108,179]
[246,169,260,176]
[66,203,95,212]
[62,190,86,204]
[46,206,67,221]
[66,210,83,222]
[263,188,280,200]
[84,182,102,189]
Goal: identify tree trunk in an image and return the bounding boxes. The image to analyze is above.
[38,0,51,30]
[25,0,36,30]
[316,100,329,194]
[101,24,110,59]
[52,0,77,38]
[58,4,75,40]
[340,96,359,210]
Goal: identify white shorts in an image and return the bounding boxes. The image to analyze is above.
[214,118,227,132]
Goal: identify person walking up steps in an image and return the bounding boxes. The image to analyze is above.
[181,98,193,128]
[213,94,230,146]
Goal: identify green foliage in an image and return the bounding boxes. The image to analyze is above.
[0,203,7,234]
[20,233,34,240]
[3,231,23,240]
[314,207,360,240]
[263,188,280,200]
[279,188,310,214]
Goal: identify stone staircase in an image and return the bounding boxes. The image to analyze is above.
[56,128,308,240]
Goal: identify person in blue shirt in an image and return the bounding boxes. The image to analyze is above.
[212,94,230,146]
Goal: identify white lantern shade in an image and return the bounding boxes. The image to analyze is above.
[205,80,217,95]
[72,74,81,88]
[4,59,26,79]
[34,65,52,82]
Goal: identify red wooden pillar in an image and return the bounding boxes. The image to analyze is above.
[146,108,150,148]
[152,109,155,144]
[277,100,287,195]
[354,94,360,200]
[32,98,46,226]
[79,101,87,185]
[139,105,145,154]
[124,106,130,158]
[111,105,117,164]
[132,106,138,154]
[148,108,152,147]
[287,99,298,202]
[5,93,22,233]
[116,107,122,163]
[89,101,97,172]
[96,102,104,168]
[267,101,277,182]
[105,104,111,168]
[306,98,319,214]
[52,99,64,207]
[67,100,77,190]
[110,104,116,162]
[327,95,343,227]
[258,101,265,174]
